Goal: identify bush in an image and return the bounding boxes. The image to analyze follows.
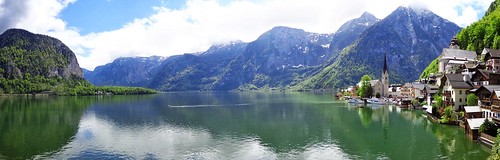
[440,106,457,123]
[480,118,498,136]
[467,93,479,106]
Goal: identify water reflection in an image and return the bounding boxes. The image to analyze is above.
[0,96,90,159]
[0,93,490,159]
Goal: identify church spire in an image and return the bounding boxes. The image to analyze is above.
[383,52,388,73]
[381,52,389,97]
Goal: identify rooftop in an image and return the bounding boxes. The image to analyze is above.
[467,118,490,130]
[444,74,473,89]
[484,48,500,59]
[441,48,477,60]
[464,106,481,113]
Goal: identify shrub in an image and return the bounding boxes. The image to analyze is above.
[480,118,498,136]
[467,93,479,106]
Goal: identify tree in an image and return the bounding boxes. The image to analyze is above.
[467,93,479,106]
[480,118,498,136]
[358,75,373,98]
[489,129,500,160]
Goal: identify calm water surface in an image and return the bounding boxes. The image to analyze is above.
[0,92,490,159]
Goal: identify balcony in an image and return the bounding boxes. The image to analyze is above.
[442,92,451,97]
[493,117,500,124]
[492,105,500,113]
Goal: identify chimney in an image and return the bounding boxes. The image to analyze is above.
[463,74,471,82]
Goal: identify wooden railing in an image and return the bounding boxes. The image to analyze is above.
[493,117,500,124]
[493,100,500,107]
[481,105,492,110]
[493,105,500,112]
[481,98,492,106]
[480,133,497,143]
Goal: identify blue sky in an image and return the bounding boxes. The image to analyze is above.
[60,0,240,34]
[61,0,174,34]
[0,0,493,70]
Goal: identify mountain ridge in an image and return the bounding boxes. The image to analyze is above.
[84,7,461,91]
[296,6,461,90]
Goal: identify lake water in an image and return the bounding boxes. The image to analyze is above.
[0,92,490,159]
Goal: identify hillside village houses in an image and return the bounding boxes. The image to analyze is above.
[344,36,500,143]
[411,38,500,142]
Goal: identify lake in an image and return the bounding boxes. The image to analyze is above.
[0,92,490,159]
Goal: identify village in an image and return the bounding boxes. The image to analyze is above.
[341,37,500,147]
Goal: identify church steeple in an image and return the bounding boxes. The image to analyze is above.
[381,53,389,97]
[383,52,388,74]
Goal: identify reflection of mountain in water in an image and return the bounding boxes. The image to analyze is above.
[48,93,488,159]
[0,95,157,159]
[0,97,91,159]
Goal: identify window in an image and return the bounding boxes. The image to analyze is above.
[459,98,462,103]
[459,90,462,95]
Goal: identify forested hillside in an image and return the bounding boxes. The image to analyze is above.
[0,29,156,95]
[420,0,500,78]
[456,0,500,53]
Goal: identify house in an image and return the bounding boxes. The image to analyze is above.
[437,38,477,75]
[356,80,384,97]
[464,106,484,119]
[463,105,493,140]
[423,84,439,98]
[490,91,500,125]
[400,83,411,98]
[438,48,478,74]
[389,84,402,98]
[346,86,359,96]
[473,85,500,106]
[440,74,474,110]
[465,118,489,140]
[410,83,426,99]
[482,48,500,72]
[470,69,500,87]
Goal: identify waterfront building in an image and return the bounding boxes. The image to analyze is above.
[440,74,473,110]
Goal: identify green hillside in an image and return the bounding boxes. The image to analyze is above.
[457,0,500,53]
[420,0,500,79]
[0,29,156,95]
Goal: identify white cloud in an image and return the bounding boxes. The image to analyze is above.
[0,0,494,70]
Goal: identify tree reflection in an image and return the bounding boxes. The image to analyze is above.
[0,96,91,159]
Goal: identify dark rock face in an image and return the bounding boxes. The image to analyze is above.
[84,56,166,87]
[0,28,83,80]
[329,12,379,53]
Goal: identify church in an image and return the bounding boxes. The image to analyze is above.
[358,53,389,97]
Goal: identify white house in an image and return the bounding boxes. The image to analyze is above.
[440,74,474,109]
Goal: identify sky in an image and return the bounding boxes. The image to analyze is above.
[0,0,494,70]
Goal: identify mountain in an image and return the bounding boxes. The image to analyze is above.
[0,28,87,93]
[84,7,461,91]
[297,7,461,89]
[209,26,333,90]
[84,56,166,87]
[149,41,247,91]
[329,12,379,53]
[0,29,83,80]
[0,29,156,95]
